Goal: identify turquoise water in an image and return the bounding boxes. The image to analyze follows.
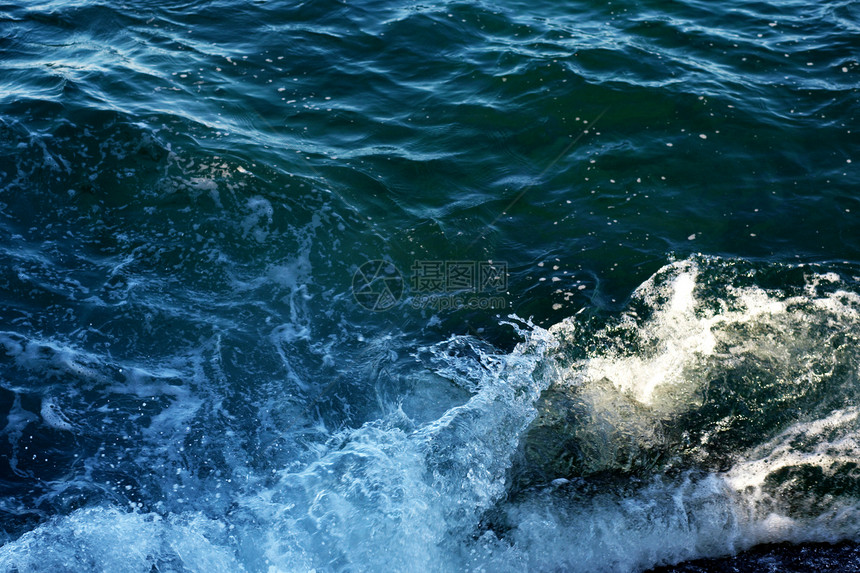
[0,0,858,571]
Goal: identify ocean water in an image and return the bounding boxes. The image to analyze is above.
[0,0,858,571]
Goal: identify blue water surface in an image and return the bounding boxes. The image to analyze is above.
[0,0,858,570]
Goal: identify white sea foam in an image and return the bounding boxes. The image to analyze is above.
[1,258,858,573]
[544,258,860,447]
[0,508,244,573]
[562,262,715,408]
[39,397,75,432]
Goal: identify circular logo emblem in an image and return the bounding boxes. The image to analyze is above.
[352,260,403,311]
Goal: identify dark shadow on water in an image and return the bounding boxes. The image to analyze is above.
[648,540,860,573]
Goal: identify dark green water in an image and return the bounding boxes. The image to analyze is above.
[0,0,858,571]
